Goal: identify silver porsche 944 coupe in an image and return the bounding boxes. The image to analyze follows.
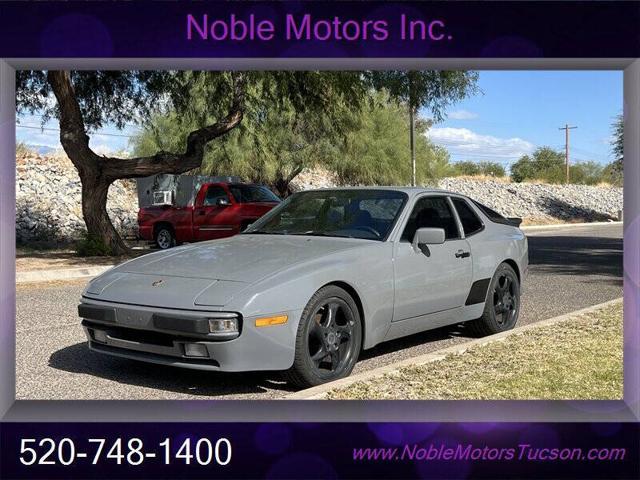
[79,188,528,387]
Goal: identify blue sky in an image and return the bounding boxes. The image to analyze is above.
[17,70,622,170]
[425,70,622,169]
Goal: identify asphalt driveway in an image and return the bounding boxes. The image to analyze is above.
[16,223,623,400]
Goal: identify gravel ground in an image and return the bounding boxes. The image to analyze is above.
[16,224,622,400]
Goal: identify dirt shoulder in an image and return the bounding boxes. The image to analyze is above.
[326,301,623,400]
[16,247,149,273]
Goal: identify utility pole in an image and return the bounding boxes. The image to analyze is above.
[408,71,417,187]
[559,124,577,184]
[410,106,416,186]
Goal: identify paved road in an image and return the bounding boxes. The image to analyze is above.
[16,223,623,400]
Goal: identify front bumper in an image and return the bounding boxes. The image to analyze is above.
[79,299,300,372]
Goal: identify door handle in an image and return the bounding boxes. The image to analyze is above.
[455,250,470,258]
[197,210,206,216]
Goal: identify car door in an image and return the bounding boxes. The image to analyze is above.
[193,185,236,241]
[392,195,473,322]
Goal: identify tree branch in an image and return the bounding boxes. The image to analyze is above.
[103,72,246,181]
[48,70,246,183]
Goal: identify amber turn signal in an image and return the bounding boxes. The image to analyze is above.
[255,315,288,327]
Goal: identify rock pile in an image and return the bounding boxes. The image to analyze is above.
[15,157,623,245]
[437,177,622,222]
[290,167,339,192]
[16,154,138,244]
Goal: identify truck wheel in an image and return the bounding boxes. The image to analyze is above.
[284,285,362,389]
[466,263,520,337]
[154,226,176,250]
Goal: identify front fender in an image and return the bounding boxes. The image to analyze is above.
[226,241,395,349]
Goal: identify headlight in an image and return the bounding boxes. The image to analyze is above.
[208,317,239,335]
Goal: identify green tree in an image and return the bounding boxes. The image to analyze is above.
[451,161,480,176]
[603,159,623,186]
[133,90,453,191]
[132,78,356,197]
[17,71,367,253]
[18,70,478,253]
[606,114,623,185]
[611,114,623,161]
[451,161,505,178]
[333,93,452,185]
[477,161,506,177]
[569,161,605,186]
[366,71,479,185]
[511,147,565,183]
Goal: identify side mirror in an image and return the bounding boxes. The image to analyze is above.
[216,198,231,207]
[412,227,445,255]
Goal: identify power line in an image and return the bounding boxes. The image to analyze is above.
[16,124,136,139]
[18,112,142,131]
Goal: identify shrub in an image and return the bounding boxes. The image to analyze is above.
[603,158,623,186]
[511,147,566,183]
[16,142,33,158]
[76,233,112,257]
[477,161,506,177]
[452,161,480,176]
[451,160,505,178]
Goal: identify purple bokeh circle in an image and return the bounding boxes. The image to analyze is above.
[255,423,292,455]
[41,14,114,57]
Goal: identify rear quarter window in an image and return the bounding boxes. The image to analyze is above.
[471,200,508,222]
[452,198,483,236]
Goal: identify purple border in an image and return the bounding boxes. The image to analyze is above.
[0,58,638,423]
[1,1,640,58]
[2,422,639,479]
[0,60,16,415]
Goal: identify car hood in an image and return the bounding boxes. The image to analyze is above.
[83,234,366,308]
[119,234,365,281]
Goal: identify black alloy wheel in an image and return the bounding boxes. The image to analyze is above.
[285,285,362,388]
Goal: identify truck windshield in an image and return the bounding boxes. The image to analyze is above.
[244,190,407,241]
[229,185,280,203]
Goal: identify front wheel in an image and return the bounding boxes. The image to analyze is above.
[466,263,520,337]
[284,285,362,388]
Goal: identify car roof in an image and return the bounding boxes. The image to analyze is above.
[300,186,466,197]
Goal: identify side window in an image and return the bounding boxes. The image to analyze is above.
[472,200,507,221]
[452,198,483,236]
[401,196,460,241]
[203,186,229,206]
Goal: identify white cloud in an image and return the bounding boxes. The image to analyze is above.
[448,109,479,120]
[427,127,535,159]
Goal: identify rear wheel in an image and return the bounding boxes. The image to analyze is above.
[154,225,176,250]
[284,285,362,388]
[466,263,520,337]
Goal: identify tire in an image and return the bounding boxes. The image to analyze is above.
[466,262,521,337]
[154,225,176,250]
[284,285,362,389]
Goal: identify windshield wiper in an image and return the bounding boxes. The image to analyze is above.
[290,231,353,238]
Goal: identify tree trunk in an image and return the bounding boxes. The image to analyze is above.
[80,173,128,255]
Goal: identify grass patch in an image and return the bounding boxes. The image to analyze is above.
[328,302,623,400]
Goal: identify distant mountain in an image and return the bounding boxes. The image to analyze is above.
[25,144,57,155]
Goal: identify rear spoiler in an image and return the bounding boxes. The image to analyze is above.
[490,217,522,227]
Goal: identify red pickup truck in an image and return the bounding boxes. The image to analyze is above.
[138,183,281,249]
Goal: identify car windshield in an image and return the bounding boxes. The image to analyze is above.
[229,185,281,203]
[244,190,407,240]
